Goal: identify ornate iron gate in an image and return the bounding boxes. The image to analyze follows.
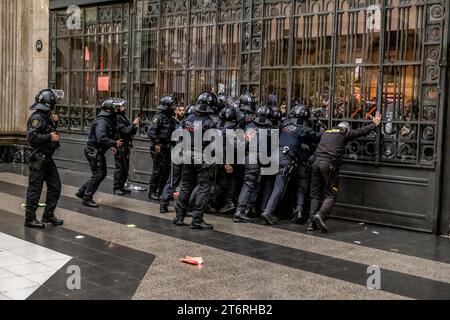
[49,0,448,231]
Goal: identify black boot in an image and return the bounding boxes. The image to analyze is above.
[173,208,186,226]
[233,209,254,223]
[207,205,218,214]
[76,190,85,200]
[292,211,304,224]
[313,212,328,233]
[261,210,278,225]
[191,220,214,230]
[83,197,99,208]
[42,216,64,226]
[307,219,319,231]
[218,199,235,214]
[114,189,125,196]
[149,192,160,202]
[24,220,45,229]
[160,204,169,214]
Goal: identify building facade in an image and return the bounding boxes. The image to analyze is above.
[1,0,450,234]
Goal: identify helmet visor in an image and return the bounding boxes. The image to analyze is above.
[51,90,65,103]
[112,99,127,109]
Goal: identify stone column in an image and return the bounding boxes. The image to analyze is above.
[0,0,49,138]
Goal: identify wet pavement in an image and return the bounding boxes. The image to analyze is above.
[0,163,449,300]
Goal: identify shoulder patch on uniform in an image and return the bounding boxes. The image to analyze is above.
[31,119,40,128]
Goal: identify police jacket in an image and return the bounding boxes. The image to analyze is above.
[147,111,174,146]
[279,118,321,165]
[116,112,137,147]
[237,110,256,129]
[87,111,117,152]
[217,120,238,165]
[27,111,60,156]
[183,113,217,162]
[315,123,376,163]
[242,121,274,160]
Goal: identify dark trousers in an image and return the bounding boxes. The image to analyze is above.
[113,147,130,191]
[310,160,339,217]
[160,163,182,205]
[294,166,310,215]
[211,165,236,208]
[149,147,171,195]
[176,164,214,224]
[264,164,291,216]
[236,164,261,213]
[25,157,61,222]
[258,174,276,213]
[80,150,107,200]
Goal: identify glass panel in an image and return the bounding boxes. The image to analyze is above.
[70,38,83,70]
[56,38,69,71]
[142,30,158,69]
[384,2,423,63]
[261,70,288,107]
[97,34,110,71]
[292,68,331,115]
[70,72,83,106]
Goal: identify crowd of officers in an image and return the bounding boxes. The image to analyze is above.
[24,89,381,233]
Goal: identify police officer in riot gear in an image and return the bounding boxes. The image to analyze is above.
[147,95,178,201]
[174,92,218,230]
[113,101,140,196]
[77,99,124,208]
[271,106,282,128]
[233,105,274,223]
[237,93,257,129]
[309,112,382,233]
[160,105,185,213]
[262,104,321,225]
[210,105,239,214]
[25,89,65,229]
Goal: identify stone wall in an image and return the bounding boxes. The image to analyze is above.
[0,0,49,139]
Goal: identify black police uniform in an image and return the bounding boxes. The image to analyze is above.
[78,110,118,206]
[160,117,184,211]
[237,93,257,129]
[174,93,218,230]
[210,108,239,213]
[147,109,175,200]
[25,110,63,228]
[262,117,321,225]
[233,107,274,223]
[113,111,138,193]
[310,123,376,232]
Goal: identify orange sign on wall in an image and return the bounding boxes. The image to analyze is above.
[98,76,109,92]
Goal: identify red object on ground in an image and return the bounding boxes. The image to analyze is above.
[181,256,203,265]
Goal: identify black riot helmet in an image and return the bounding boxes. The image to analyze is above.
[219,106,238,128]
[101,98,126,115]
[31,89,64,111]
[186,104,196,116]
[254,105,274,126]
[217,93,228,112]
[157,95,178,112]
[239,93,257,114]
[272,107,282,124]
[195,92,218,114]
[291,104,311,120]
